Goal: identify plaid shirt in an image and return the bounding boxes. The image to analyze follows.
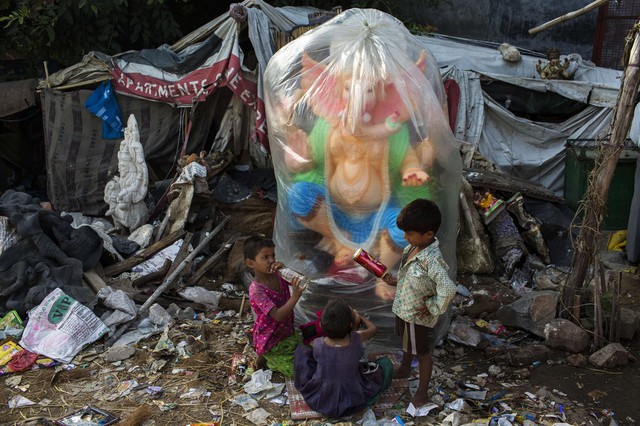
[392,239,456,327]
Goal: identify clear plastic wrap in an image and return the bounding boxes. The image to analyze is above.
[263,9,462,349]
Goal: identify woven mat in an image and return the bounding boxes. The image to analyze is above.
[286,353,407,420]
[286,377,408,420]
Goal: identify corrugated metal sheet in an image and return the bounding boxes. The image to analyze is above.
[593,0,640,69]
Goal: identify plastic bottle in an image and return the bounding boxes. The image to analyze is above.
[277,267,310,290]
[362,409,377,426]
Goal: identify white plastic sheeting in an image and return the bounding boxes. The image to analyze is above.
[420,34,622,196]
[264,9,462,348]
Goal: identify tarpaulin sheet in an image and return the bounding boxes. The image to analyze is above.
[0,79,38,117]
[40,89,218,215]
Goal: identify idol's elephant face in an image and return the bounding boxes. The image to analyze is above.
[299,50,428,133]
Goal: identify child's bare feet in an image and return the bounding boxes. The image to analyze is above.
[411,389,430,407]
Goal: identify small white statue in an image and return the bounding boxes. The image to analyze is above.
[104,114,149,233]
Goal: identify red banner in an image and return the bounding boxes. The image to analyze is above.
[112,53,268,148]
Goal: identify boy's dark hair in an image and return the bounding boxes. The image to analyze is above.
[243,236,275,260]
[396,198,441,234]
[320,298,352,339]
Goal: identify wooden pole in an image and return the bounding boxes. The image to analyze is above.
[459,192,479,240]
[238,293,247,319]
[608,271,622,342]
[572,294,581,323]
[562,25,640,318]
[594,263,605,348]
[529,0,609,34]
[102,230,186,277]
[188,232,239,286]
[43,61,51,88]
[105,218,229,347]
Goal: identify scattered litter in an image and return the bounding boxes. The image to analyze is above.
[145,385,163,396]
[5,375,21,387]
[461,389,487,400]
[244,369,275,395]
[134,239,182,274]
[7,349,39,372]
[269,395,288,406]
[233,393,260,411]
[214,310,237,320]
[102,379,138,401]
[244,407,271,425]
[456,284,471,297]
[462,382,481,390]
[54,405,119,425]
[0,341,23,366]
[0,310,24,338]
[446,398,470,411]
[101,345,136,362]
[179,286,222,309]
[16,383,30,392]
[362,408,378,425]
[475,319,506,335]
[443,411,463,426]
[153,400,177,411]
[588,389,608,402]
[229,353,250,384]
[406,402,439,417]
[153,327,175,354]
[19,288,109,363]
[180,387,211,399]
[553,388,568,397]
[150,359,167,373]
[176,340,191,358]
[8,395,36,408]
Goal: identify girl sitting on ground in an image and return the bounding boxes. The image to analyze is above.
[293,298,393,418]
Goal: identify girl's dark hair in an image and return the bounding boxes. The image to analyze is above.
[396,198,441,234]
[321,298,353,339]
[243,236,275,260]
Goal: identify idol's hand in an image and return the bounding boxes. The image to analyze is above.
[402,168,429,186]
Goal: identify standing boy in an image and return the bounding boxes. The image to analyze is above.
[382,198,457,407]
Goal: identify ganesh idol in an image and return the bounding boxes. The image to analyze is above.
[263,9,462,302]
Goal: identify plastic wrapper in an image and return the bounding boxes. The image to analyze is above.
[263,9,462,349]
[19,288,109,363]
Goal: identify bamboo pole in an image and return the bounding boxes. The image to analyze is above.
[43,61,51,88]
[594,263,604,348]
[188,232,239,286]
[459,192,479,240]
[562,24,640,319]
[41,76,111,92]
[105,218,229,347]
[608,271,622,342]
[529,0,609,34]
[572,294,581,324]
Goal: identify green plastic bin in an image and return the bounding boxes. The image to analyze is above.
[564,141,638,230]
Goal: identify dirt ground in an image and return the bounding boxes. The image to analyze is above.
[1,271,638,426]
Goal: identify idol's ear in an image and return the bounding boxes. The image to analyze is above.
[368,51,429,127]
[370,82,411,126]
[300,51,325,92]
[299,51,345,122]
